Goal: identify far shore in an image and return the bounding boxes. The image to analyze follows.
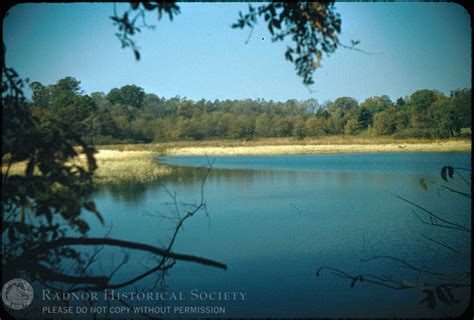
[97,137,472,155]
[163,140,471,156]
[97,139,471,182]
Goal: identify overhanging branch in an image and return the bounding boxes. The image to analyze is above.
[25,237,227,270]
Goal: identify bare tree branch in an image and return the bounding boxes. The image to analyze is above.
[24,237,227,270]
[420,234,461,255]
[391,192,470,232]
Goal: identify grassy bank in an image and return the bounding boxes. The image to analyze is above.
[97,137,471,156]
[3,150,171,184]
[91,150,171,184]
[164,140,471,156]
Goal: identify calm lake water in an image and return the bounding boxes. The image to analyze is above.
[84,152,470,318]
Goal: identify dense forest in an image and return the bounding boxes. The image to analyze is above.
[28,77,471,144]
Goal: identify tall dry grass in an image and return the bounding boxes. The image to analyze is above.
[96,136,472,153]
[92,150,171,184]
[163,139,471,156]
[2,150,171,184]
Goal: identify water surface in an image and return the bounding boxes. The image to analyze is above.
[86,152,471,317]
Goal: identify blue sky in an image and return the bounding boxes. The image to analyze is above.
[3,2,471,103]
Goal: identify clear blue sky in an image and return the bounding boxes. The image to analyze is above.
[3,2,471,103]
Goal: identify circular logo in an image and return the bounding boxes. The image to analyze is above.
[2,278,34,310]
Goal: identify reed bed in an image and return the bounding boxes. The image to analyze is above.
[2,150,171,184]
[97,137,471,152]
[92,150,171,184]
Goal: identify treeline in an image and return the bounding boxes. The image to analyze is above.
[28,77,471,144]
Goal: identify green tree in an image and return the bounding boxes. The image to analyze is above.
[373,107,397,136]
[450,88,471,129]
[344,118,358,136]
[176,117,205,140]
[255,113,272,137]
[303,98,320,114]
[30,78,98,134]
[143,93,165,116]
[106,85,145,108]
[293,118,307,139]
[430,96,460,138]
[328,108,345,135]
[305,117,327,136]
[330,97,359,112]
[106,88,123,105]
[228,116,255,139]
[395,97,406,108]
[356,106,372,130]
[272,117,293,137]
[395,109,409,132]
[407,89,438,129]
[360,95,392,114]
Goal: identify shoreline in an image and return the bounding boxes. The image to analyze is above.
[163,140,471,157]
[98,140,470,182]
[4,140,471,184]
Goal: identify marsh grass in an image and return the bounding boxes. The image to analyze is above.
[96,136,471,153]
[165,140,471,156]
[92,150,171,184]
[2,150,172,184]
[110,137,469,156]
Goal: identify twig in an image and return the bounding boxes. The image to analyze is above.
[420,234,461,255]
[391,192,470,232]
[339,42,383,56]
[290,203,302,216]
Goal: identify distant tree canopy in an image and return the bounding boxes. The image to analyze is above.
[27,77,472,144]
[111,1,342,86]
[29,77,97,134]
[106,85,145,109]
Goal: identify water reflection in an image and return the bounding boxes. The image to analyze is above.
[95,164,438,206]
[95,181,160,204]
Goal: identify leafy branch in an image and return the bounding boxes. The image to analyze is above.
[110,2,181,60]
[232,2,341,86]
